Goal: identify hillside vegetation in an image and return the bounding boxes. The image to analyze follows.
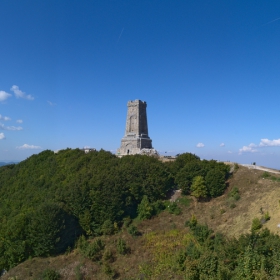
[1,149,280,279]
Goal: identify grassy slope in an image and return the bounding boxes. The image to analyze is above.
[2,165,280,280]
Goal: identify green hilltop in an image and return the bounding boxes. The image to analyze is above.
[1,149,280,279]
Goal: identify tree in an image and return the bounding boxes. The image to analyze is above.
[79,209,93,235]
[137,195,153,220]
[191,176,207,200]
[27,203,79,257]
[101,220,115,235]
[171,153,200,175]
[205,169,226,197]
[175,161,205,194]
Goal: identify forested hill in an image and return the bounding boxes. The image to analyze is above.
[0,162,17,167]
[0,149,229,271]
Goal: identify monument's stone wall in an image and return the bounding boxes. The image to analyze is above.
[117,99,155,156]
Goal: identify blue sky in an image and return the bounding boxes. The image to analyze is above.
[1,1,280,169]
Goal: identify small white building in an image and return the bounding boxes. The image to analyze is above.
[82,148,96,154]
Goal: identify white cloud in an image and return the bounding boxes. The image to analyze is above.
[239,138,280,154]
[16,144,42,150]
[249,143,257,148]
[47,101,56,106]
[0,133,5,140]
[0,123,23,131]
[220,143,225,147]
[196,143,205,148]
[16,119,23,123]
[10,85,34,100]
[0,91,12,102]
[259,138,280,147]
[0,114,11,121]
[239,143,258,154]
[228,151,232,154]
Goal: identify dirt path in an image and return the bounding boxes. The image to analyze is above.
[169,189,182,202]
[241,164,280,175]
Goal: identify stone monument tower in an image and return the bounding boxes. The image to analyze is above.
[117,99,156,156]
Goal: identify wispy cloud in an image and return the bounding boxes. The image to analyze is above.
[16,119,23,123]
[263,17,280,26]
[259,138,280,147]
[0,91,12,102]
[117,28,124,43]
[239,143,258,154]
[0,123,23,131]
[16,144,42,150]
[0,115,11,121]
[10,85,34,100]
[0,133,5,140]
[220,143,225,147]
[47,101,56,106]
[196,142,205,148]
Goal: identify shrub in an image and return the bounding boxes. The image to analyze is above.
[185,214,198,229]
[77,236,105,261]
[177,196,191,207]
[127,224,139,237]
[264,211,270,221]
[262,171,270,178]
[137,195,153,220]
[261,212,270,224]
[251,218,262,232]
[123,217,132,228]
[191,224,213,243]
[271,176,280,182]
[186,241,201,260]
[229,203,236,209]
[116,238,130,255]
[229,186,240,201]
[102,248,114,263]
[86,239,105,261]
[198,251,218,278]
[76,235,88,252]
[102,263,116,277]
[167,202,181,215]
[42,268,60,280]
[234,163,239,172]
[101,220,115,235]
[74,264,83,280]
[233,193,240,201]
[151,200,166,215]
[270,176,280,182]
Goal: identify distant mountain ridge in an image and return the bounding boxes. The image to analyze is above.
[0,162,17,167]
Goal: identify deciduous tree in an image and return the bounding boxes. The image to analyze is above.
[190,176,207,200]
